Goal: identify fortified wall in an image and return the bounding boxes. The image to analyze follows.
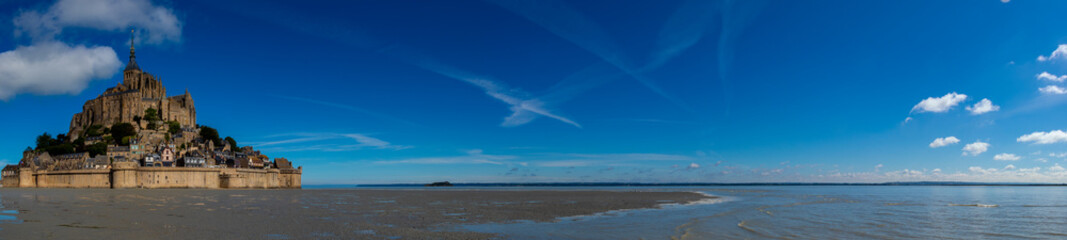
[5,162,301,189]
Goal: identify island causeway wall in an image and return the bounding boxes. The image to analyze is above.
[7,162,300,189]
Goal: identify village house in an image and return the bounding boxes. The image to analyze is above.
[160,145,175,167]
[181,151,206,167]
[84,156,110,169]
[2,165,17,178]
[144,153,160,167]
[107,145,131,161]
[52,152,90,171]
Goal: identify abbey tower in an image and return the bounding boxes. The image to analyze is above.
[68,32,196,140]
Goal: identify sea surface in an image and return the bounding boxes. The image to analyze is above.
[458,186,1067,239]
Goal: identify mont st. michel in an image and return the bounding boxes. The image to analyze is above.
[1,35,301,189]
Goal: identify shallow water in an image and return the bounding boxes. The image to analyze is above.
[460,186,1067,239]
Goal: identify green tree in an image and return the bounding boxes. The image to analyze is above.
[42,143,75,156]
[86,142,108,158]
[144,108,160,122]
[84,125,104,137]
[36,132,55,150]
[224,136,237,149]
[110,123,136,145]
[199,126,221,147]
[133,115,141,124]
[144,108,160,130]
[168,121,181,134]
[73,137,86,152]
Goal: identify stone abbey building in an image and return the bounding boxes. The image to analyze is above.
[68,36,196,139]
[2,34,301,189]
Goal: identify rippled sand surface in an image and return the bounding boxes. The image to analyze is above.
[0,188,709,239]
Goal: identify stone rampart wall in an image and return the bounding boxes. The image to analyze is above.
[34,169,111,188]
[5,166,300,189]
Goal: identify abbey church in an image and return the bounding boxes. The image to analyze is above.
[67,35,196,139]
[2,33,301,189]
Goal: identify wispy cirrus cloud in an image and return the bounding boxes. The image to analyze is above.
[485,0,707,113]
[380,45,582,128]
[251,132,411,152]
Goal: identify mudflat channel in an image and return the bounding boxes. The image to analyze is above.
[0,188,712,239]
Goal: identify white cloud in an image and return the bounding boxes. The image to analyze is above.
[875,164,884,172]
[903,117,913,123]
[1039,85,1067,95]
[1052,163,1066,172]
[1050,152,1067,158]
[911,92,967,113]
[973,166,994,173]
[1036,158,1049,163]
[1038,44,1067,62]
[342,134,411,150]
[929,136,961,148]
[687,163,700,169]
[1037,72,1067,82]
[965,98,999,115]
[994,153,1021,161]
[962,141,990,156]
[0,42,120,100]
[1017,130,1067,144]
[1019,167,1041,173]
[14,0,182,44]
[1004,164,1016,170]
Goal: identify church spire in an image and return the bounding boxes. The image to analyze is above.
[129,29,135,60]
[124,30,141,72]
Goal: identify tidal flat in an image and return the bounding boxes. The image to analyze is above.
[0,188,711,239]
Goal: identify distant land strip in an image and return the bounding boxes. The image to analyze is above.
[311,181,1067,188]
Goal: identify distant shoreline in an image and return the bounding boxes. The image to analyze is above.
[320,181,1067,188]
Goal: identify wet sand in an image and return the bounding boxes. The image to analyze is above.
[0,188,712,239]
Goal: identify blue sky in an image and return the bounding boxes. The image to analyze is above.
[3,0,1067,184]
